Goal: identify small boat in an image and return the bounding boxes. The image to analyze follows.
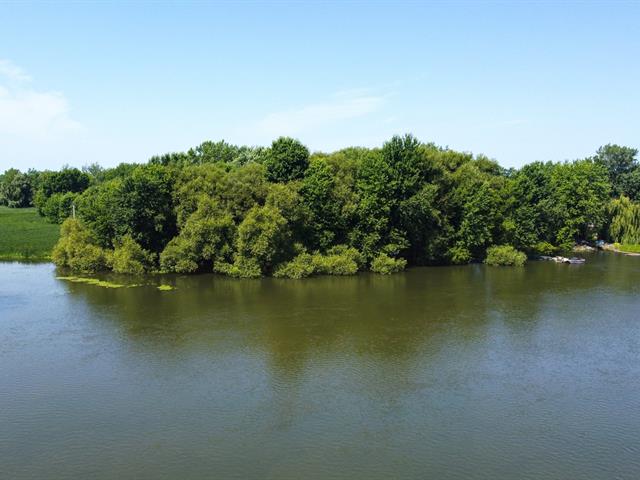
[539,255,586,264]
[566,257,586,264]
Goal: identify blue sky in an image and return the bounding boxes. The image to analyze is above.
[1,1,639,171]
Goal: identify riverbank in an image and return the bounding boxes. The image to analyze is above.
[601,242,640,257]
[0,207,59,261]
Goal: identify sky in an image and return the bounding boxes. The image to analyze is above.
[0,1,639,171]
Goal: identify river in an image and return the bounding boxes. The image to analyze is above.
[1,253,640,479]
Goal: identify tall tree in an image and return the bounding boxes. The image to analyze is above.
[265,137,310,183]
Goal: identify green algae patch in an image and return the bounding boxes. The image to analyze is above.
[157,284,175,291]
[56,276,141,289]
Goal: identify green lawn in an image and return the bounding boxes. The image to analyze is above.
[0,207,60,261]
[614,243,640,254]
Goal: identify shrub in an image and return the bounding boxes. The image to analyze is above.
[217,256,262,278]
[236,205,290,274]
[159,237,199,273]
[485,245,527,267]
[37,191,78,223]
[370,253,407,274]
[67,244,112,273]
[265,137,310,183]
[273,252,316,279]
[448,245,471,265]
[112,234,155,274]
[312,245,362,275]
[52,218,110,273]
[159,198,236,273]
[533,241,557,256]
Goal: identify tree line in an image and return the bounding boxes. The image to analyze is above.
[2,136,639,276]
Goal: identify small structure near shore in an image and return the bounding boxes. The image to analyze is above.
[540,255,586,264]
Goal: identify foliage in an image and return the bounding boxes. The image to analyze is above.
[273,252,316,279]
[485,245,527,267]
[160,197,236,273]
[264,137,310,183]
[447,245,472,265]
[217,255,263,278]
[36,191,78,223]
[370,253,407,274]
[533,241,557,256]
[0,169,37,208]
[593,144,638,195]
[112,234,155,274]
[273,245,364,278]
[235,205,291,275]
[37,168,91,198]
[547,160,610,249]
[9,136,637,277]
[77,164,176,252]
[503,162,555,252]
[608,196,640,244]
[312,245,362,275]
[52,218,111,273]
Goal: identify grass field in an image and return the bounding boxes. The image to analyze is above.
[0,207,60,261]
[613,243,640,254]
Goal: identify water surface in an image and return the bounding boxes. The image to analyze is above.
[2,253,640,479]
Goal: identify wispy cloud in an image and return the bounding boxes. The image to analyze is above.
[0,59,32,82]
[258,89,386,136]
[0,59,81,140]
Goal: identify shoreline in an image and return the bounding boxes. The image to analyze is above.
[600,243,640,257]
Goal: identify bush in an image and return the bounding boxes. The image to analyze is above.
[159,198,236,273]
[217,256,262,278]
[273,252,316,279]
[485,245,527,267]
[0,170,34,207]
[370,253,407,274]
[67,244,112,273]
[159,237,199,273]
[236,205,290,274]
[37,191,78,223]
[312,245,362,275]
[533,241,557,256]
[448,245,471,265]
[265,137,310,183]
[52,218,110,273]
[112,234,155,274]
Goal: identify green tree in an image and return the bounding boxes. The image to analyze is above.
[160,198,236,273]
[112,234,155,274]
[618,168,640,201]
[52,218,111,273]
[0,170,34,207]
[265,137,310,183]
[547,160,611,248]
[77,164,176,252]
[593,144,638,195]
[503,161,555,252]
[37,168,90,197]
[234,204,291,275]
[608,196,640,244]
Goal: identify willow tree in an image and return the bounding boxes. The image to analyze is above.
[608,196,640,244]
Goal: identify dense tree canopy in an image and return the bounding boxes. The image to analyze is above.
[265,137,310,183]
[3,135,637,276]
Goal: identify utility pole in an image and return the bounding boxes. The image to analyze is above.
[72,203,76,219]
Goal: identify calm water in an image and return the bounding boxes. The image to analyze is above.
[1,253,640,479]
